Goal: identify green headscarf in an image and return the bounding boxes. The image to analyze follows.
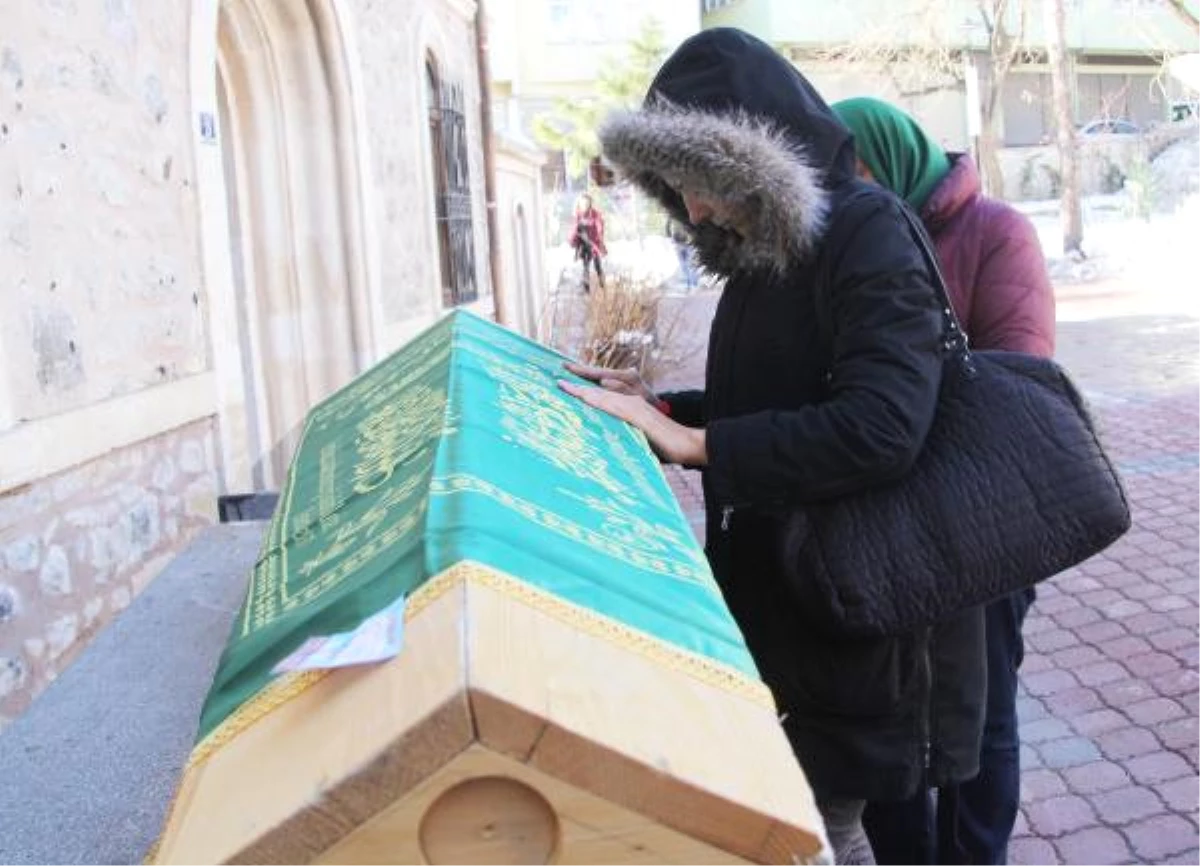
[832,97,952,211]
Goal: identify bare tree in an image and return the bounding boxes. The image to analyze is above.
[1163,0,1200,33]
[532,17,668,181]
[973,0,1031,197]
[1044,0,1083,255]
[818,0,1032,197]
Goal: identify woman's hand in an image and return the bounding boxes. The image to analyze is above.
[558,374,707,466]
[563,362,660,404]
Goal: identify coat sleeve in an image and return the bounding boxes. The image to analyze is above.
[657,389,705,428]
[967,205,1056,358]
[704,198,945,507]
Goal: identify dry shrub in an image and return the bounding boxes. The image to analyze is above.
[580,271,660,372]
[539,267,704,386]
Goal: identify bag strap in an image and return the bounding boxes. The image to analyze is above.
[891,203,975,371]
[815,188,975,374]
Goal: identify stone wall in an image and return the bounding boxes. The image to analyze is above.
[494,135,548,337]
[0,1,207,428]
[0,0,492,730]
[349,0,491,340]
[998,124,1200,202]
[0,420,217,730]
[0,1,216,729]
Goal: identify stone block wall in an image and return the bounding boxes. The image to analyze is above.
[0,420,217,730]
[0,1,206,427]
[998,124,1200,202]
[0,1,216,729]
[350,0,492,337]
[0,0,494,731]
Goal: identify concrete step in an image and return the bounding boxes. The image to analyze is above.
[0,523,265,865]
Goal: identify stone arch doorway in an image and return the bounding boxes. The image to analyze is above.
[513,202,536,336]
[194,0,375,491]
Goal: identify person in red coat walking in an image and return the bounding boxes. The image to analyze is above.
[568,192,607,291]
[833,96,1056,865]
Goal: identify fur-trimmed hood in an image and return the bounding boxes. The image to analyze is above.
[598,28,857,276]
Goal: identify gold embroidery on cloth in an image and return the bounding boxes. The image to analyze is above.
[430,474,711,586]
[447,561,771,705]
[185,560,771,776]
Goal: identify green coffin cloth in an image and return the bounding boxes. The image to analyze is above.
[198,310,760,740]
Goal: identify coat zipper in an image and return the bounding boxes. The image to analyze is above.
[713,279,751,532]
[921,625,934,775]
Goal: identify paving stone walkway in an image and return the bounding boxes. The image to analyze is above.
[662,294,1199,865]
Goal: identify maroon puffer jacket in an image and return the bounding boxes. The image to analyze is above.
[921,155,1056,357]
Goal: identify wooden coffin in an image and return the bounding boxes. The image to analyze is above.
[151,311,828,864]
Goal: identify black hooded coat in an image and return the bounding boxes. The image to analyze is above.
[599,29,986,801]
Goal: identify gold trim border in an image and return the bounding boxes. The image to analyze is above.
[194,561,773,773]
[190,560,772,772]
[451,559,774,705]
[148,561,773,859]
[157,562,771,845]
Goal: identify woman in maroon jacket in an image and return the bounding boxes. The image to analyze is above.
[568,192,608,291]
[833,97,1056,865]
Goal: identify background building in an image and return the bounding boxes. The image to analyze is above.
[0,0,547,726]
[704,0,1196,147]
[488,0,702,188]
[702,0,1198,199]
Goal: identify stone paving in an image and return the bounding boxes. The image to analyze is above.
[661,291,1199,865]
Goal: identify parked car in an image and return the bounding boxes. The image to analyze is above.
[1078,118,1141,135]
[1169,101,1198,123]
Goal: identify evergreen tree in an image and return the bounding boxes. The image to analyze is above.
[533,17,668,181]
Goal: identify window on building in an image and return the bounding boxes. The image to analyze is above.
[548,0,570,30]
[426,57,478,307]
[545,0,613,43]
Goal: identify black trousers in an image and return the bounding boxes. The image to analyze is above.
[863,588,1034,865]
[579,247,603,289]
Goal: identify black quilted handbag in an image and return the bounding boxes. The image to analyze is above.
[783,206,1131,638]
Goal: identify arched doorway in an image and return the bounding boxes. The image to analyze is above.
[195,0,374,491]
[513,203,536,336]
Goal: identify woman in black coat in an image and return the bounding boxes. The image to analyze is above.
[561,28,987,865]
